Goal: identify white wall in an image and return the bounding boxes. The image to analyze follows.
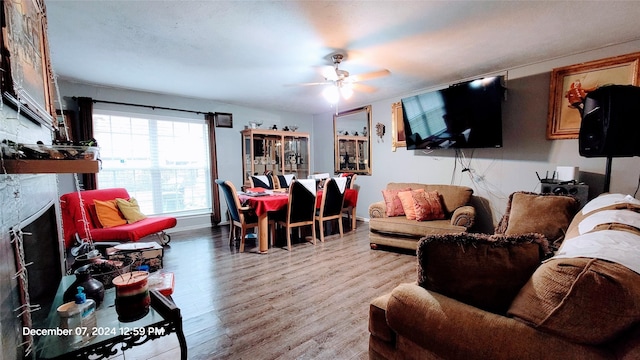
[313,40,640,233]
[56,82,314,230]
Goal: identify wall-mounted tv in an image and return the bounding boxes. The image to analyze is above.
[401,76,505,150]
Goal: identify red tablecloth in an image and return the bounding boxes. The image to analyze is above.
[316,188,358,208]
[239,189,358,216]
[238,193,289,216]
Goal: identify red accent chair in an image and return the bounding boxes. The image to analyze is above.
[60,188,177,249]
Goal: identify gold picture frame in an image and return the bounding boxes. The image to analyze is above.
[391,101,406,151]
[547,52,640,139]
[1,0,55,128]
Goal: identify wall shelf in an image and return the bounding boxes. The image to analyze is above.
[1,159,100,174]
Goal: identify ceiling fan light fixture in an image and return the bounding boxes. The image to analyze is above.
[323,85,340,104]
[340,83,353,99]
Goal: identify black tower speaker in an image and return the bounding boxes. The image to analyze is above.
[579,85,640,157]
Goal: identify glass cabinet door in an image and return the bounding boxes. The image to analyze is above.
[337,135,368,172]
[242,129,310,187]
[285,135,309,180]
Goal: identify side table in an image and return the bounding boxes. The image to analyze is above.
[34,275,187,360]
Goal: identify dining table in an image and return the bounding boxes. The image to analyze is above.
[238,188,358,253]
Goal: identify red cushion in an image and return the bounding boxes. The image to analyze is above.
[88,216,177,243]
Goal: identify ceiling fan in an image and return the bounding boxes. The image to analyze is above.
[297,54,391,103]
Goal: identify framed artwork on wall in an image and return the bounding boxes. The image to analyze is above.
[391,101,406,151]
[1,0,55,128]
[547,52,640,139]
[215,112,233,128]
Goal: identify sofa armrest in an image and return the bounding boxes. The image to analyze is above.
[369,201,387,218]
[385,283,610,360]
[450,205,475,228]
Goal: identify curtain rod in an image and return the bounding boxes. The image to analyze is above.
[73,97,212,116]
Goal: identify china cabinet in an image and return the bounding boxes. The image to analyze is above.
[241,129,310,187]
[336,135,369,173]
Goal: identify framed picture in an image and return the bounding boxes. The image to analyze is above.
[391,101,406,151]
[1,0,55,128]
[547,52,640,139]
[215,112,233,128]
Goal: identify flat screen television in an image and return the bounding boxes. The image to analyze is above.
[401,76,505,150]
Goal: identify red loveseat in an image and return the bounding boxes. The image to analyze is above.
[60,188,177,249]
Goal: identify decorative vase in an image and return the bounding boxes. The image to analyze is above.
[63,264,105,307]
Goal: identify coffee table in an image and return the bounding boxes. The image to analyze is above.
[34,275,187,359]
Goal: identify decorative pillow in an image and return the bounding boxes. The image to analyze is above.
[381,188,411,217]
[412,190,445,221]
[115,197,147,224]
[397,189,425,220]
[86,203,103,228]
[417,232,550,314]
[508,257,640,345]
[496,192,578,249]
[93,199,127,228]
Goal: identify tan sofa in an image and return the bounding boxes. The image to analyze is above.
[368,183,475,250]
[369,192,640,360]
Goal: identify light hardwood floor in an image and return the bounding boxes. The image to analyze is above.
[110,221,417,360]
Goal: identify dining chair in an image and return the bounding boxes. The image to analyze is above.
[314,177,347,243]
[341,174,358,230]
[275,174,296,189]
[274,179,316,250]
[249,175,274,189]
[216,179,261,252]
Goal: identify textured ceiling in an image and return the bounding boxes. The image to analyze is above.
[45,1,640,115]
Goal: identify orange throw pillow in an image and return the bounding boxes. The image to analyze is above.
[397,189,425,220]
[413,190,446,221]
[94,199,127,228]
[382,188,411,217]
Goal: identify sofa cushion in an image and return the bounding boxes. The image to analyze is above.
[398,189,425,220]
[381,188,411,217]
[417,232,550,314]
[370,217,463,237]
[496,191,578,249]
[413,190,445,221]
[116,197,147,224]
[508,256,640,345]
[94,199,127,228]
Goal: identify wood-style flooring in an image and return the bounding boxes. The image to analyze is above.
[108,221,417,360]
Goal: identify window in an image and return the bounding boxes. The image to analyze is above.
[93,111,212,216]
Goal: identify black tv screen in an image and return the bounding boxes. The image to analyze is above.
[401,76,505,150]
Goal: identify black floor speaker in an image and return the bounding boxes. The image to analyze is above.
[540,183,589,208]
[579,85,640,157]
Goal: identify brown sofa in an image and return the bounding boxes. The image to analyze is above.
[368,183,475,250]
[369,192,640,359]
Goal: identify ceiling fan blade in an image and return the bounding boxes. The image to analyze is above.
[350,69,390,82]
[285,82,328,87]
[352,83,377,93]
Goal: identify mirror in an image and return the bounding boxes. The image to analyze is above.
[334,105,372,175]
